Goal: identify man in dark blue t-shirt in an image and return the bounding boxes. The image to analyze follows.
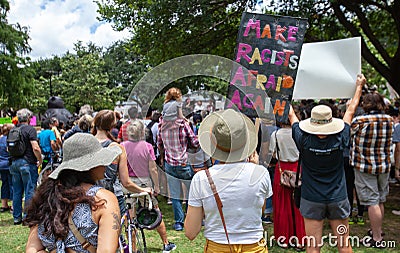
[288,74,365,253]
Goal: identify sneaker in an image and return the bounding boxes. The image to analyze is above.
[348,216,355,225]
[173,222,183,231]
[261,216,273,224]
[392,210,400,216]
[13,219,22,225]
[163,242,177,253]
[356,216,365,225]
[167,199,172,205]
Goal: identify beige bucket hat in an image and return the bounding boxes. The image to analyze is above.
[198,109,257,163]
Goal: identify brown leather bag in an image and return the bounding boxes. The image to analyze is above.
[280,168,301,188]
[275,131,302,188]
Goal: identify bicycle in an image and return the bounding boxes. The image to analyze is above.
[119,192,162,253]
[37,151,62,186]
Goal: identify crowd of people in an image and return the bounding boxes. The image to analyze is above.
[1,77,400,252]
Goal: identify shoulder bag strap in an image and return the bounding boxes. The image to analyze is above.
[204,168,233,253]
[295,134,305,187]
[68,214,97,253]
[275,131,282,172]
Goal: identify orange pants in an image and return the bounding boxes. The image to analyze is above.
[204,239,268,253]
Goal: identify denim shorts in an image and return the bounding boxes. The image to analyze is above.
[300,198,350,220]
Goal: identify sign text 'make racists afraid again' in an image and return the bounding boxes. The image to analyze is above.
[226,12,308,122]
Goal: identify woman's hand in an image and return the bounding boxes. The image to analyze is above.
[288,104,299,125]
[142,187,153,195]
[356,73,366,88]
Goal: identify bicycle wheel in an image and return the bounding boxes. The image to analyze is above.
[118,215,132,253]
[37,164,53,186]
[133,225,147,253]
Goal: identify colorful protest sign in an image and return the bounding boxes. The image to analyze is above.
[226,12,308,122]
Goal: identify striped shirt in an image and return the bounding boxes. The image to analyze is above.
[157,119,199,166]
[350,113,394,174]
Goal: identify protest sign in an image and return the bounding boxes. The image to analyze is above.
[0,117,12,124]
[293,37,361,99]
[226,12,308,122]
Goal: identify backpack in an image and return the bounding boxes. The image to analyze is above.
[145,121,156,148]
[7,125,27,158]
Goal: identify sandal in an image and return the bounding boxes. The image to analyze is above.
[367,229,385,237]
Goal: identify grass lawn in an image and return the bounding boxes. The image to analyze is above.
[0,182,399,252]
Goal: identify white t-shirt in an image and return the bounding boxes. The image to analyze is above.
[269,128,299,162]
[188,162,272,244]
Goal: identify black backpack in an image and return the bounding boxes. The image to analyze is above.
[145,121,156,146]
[7,125,27,158]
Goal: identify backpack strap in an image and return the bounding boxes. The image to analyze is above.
[147,120,156,130]
[101,139,113,148]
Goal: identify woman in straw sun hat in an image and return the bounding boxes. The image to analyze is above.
[25,133,123,252]
[185,109,272,253]
[288,74,365,253]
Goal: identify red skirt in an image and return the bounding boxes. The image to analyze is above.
[273,161,306,246]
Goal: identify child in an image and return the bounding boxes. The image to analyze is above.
[162,87,185,121]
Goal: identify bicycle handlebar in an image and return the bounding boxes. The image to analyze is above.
[123,192,153,210]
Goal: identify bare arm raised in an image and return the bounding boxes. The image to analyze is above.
[343,74,365,124]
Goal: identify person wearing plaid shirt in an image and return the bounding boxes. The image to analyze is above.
[350,92,394,248]
[117,106,139,142]
[158,118,199,231]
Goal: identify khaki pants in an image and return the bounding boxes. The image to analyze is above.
[204,239,268,253]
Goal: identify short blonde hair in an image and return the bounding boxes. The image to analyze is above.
[127,120,145,141]
[78,115,93,132]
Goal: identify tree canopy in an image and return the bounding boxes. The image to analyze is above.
[267,0,399,94]
[96,0,253,66]
[96,0,400,94]
[0,0,33,108]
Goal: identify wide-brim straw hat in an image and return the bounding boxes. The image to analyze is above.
[49,133,121,179]
[198,109,257,163]
[299,105,344,135]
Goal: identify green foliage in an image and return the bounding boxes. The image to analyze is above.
[267,0,400,94]
[0,0,33,109]
[53,42,118,113]
[96,0,252,67]
[103,40,147,101]
[96,0,400,96]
